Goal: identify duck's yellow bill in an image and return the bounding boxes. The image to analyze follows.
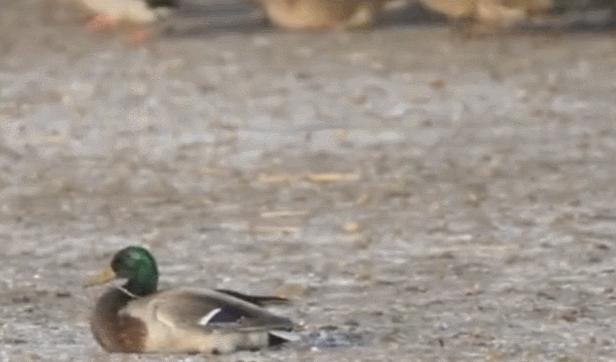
[84,266,117,287]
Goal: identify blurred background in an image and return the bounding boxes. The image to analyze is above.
[1,0,616,360]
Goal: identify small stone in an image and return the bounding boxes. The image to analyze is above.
[55,291,71,298]
[11,296,31,304]
[274,283,307,299]
[342,222,360,233]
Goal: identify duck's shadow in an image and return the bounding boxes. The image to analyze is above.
[290,325,366,351]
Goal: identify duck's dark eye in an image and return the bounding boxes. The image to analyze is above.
[111,251,135,271]
[110,256,122,271]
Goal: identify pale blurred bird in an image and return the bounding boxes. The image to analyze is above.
[419,0,553,28]
[252,0,390,30]
[77,0,178,42]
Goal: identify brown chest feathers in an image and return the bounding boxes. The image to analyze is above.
[91,288,147,353]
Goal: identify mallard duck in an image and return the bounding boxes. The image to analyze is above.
[85,246,295,354]
[76,0,178,42]
[252,0,389,30]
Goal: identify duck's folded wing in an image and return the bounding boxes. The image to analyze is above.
[143,289,293,332]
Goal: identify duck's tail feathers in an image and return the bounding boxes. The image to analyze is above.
[268,330,300,346]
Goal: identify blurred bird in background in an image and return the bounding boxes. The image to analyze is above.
[251,0,390,30]
[418,0,553,30]
[76,0,178,42]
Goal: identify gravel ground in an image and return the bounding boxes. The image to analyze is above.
[1,1,616,361]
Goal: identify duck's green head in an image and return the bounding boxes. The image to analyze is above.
[86,246,159,296]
